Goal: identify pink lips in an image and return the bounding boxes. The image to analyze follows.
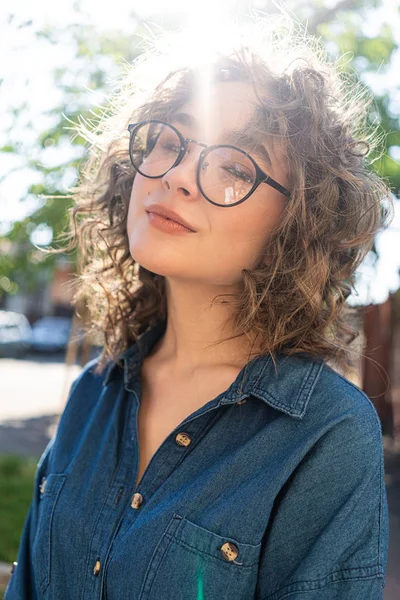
[146,212,194,234]
[145,204,196,232]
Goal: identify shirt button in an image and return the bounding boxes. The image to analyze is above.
[175,432,191,447]
[39,477,47,494]
[236,399,247,405]
[220,542,239,562]
[131,492,143,509]
[93,560,101,576]
[11,562,17,574]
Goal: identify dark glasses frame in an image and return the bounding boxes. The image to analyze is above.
[127,119,291,207]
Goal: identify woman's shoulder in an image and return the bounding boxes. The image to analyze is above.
[315,359,382,425]
[67,355,111,403]
[253,351,383,441]
[55,355,117,432]
[44,354,124,471]
[299,357,384,452]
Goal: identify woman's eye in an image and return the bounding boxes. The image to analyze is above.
[162,143,180,153]
[224,165,253,183]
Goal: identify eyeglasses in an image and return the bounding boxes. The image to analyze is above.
[127,120,290,207]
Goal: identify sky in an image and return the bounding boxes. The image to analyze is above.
[0,0,399,305]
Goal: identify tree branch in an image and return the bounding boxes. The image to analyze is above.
[307,0,359,33]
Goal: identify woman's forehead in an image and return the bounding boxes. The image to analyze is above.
[177,80,259,141]
[172,80,287,182]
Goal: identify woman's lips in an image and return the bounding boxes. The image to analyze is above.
[145,204,196,231]
[146,211,196,234]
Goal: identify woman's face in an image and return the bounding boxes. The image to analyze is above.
[127,80,288,286]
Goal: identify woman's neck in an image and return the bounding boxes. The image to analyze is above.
[150,278,260,375]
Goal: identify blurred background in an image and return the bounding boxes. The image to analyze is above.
[0,0,399,597]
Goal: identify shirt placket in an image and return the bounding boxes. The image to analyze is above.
[79,387,138,599]
[98,388,227,599]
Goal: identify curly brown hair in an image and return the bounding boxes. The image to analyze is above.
[50,17,394,377]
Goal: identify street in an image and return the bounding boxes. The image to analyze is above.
[0,352,81,423]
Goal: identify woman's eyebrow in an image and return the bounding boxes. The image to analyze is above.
[170,111,274,173]
[170,111,196,128]
[220,129,274,173]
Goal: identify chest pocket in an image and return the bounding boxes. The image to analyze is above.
[32,473,68,597]
[139,513,262,600]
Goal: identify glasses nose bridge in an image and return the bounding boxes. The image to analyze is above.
[183,136,207,153]
[175,136,207,173]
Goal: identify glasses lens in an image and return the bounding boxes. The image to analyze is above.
[199,147,257,205]
[129,122,181,177]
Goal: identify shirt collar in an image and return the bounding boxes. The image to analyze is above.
[102,319,324,420]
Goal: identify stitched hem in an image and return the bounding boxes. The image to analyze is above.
[261,565,384,600]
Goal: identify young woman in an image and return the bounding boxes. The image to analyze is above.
[6,17,393,600]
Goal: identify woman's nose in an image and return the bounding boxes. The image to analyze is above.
[161,145,202,198]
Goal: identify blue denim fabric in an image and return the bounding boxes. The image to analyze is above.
[5,319,388,600]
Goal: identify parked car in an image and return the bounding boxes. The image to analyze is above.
[0,310,32,358]
[30,316,72,353]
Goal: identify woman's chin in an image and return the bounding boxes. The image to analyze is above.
[128,249,177,279]
[128,233,184,274]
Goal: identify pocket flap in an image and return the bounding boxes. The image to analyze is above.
[39,473,68,498]
[165,513,261,567]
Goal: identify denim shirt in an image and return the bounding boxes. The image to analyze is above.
[5,319,388,600]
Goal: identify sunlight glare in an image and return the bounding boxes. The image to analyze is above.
[175,0,236,142]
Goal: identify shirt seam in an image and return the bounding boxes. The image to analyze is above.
[378,443,383,569]
[261,565,384,600]
[333,368,384,572]
[327,368,383,428]
[295,360,324,414]
[163,534,258,569]
[80,399,134,600]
